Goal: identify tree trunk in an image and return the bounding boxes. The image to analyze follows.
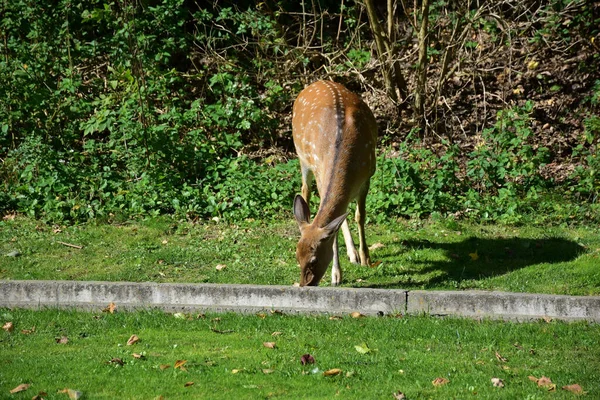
[414,0,430,133]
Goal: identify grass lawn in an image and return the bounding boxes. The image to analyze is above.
[1,309,599,399]
[1,216,599,295]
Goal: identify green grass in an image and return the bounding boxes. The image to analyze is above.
[1,216,599,295]
[1,309,599,399]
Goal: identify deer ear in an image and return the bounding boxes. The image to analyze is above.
[323,213,348,236]
[293,195,311,226]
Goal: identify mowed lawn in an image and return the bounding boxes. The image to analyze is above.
[1,216,599,295]
[1,309,599,399]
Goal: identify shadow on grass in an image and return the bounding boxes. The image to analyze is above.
[363,236,585,289]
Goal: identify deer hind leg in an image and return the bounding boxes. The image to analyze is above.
[331,233,342,286]
[356,182,371,266]
[341,218,360,264]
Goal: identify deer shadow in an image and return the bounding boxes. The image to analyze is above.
[359,236,585,289]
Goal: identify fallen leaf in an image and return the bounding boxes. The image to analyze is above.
[432,377,450,386]
[159,364,171,370]
[491,377,505,388]
[369,242,385,250]
[271,331,283,336]
[126,334,140,345]
[542,316,553,323]
[323,368,342,376]
[184,382,194,387]
[231,369,245,374]
[393,392,406,400]
[174,360,187,370]
[350,312,365,319]
[256,313,267,319]
[109,358,124,366]
[263,342,276,349]
[132,353,145,359]
[32,391,48,400]
[103,302,117,314]
[215,264,226,271]
[173,312,186,319]
[3,321,14,332]
[10,383,30,393]
[262,369,275,374]
[211,328,234,334]
[162,239,168,245]
[369,260,382,268]
[528,375,539,382]
[300,353,315,365]
[562,384,584,394]
[21,326,35,334]
[354,343,371,354]
[469,251,479,261]
[66,389,83,399]
[56,336,69,344]
[495,351,508,363]
[329,316,343,320]
[536,376,556,391]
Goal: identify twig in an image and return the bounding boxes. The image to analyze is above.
[56,241,83,249]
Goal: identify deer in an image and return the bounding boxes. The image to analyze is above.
[292,80,377,287]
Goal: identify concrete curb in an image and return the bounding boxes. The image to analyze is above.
[1,280,599,321]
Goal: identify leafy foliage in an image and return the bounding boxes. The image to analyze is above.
[0,0,598,224]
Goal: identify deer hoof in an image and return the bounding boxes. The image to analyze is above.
[347,249,360,264]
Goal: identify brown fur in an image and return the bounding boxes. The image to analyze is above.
[292,81,377,286]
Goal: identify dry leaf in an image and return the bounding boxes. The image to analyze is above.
[132,353,145,359]
[528,375,539,383]
[174,360,187,370]
[184,382,194,387]
[262,369,275,374]
[256,313,267,319]
[109,358,124,366]
[300,353,315,365]
[562,384,584,394]
[126,334,140,345]
[491,377,505,388]
[2,321,14,332]
[393,392,406,400]
[103,302,117,313]
[323,368,342,376]
[56,336,69,344]
[350,312,365,319]
[329,316,342,320]
[159,364,171,370]
[32,391,48,400]
[162,239,168,245]
[369,260,382,268]
[271,331,282,336]
[231,369,245,374]
[20,326,35,334]
[432,377,450,386]
[263,342,276,349]
[495,351,508,363]
[369,242,385,250]
[9,383,30,393]
[66,389,83,400]
[215,264,226,271]
[537,376,556,391]
[469,251,479,261]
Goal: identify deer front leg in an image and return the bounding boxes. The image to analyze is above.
[341,219,360,264]
[300,166,313,205]
[356,184,371,266]
[331,233,342,286]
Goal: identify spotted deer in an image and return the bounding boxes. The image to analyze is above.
[292,80,377,286]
